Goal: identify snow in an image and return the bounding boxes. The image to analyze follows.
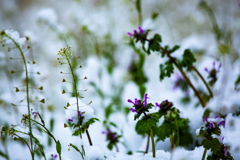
[36,8,58,25]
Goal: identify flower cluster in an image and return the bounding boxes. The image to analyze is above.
[155,99,173,111]
[205,61,222,86]
[128,93,149,113]
[102,128,121,151]
[203,115,225,130]
[127,26,145,38]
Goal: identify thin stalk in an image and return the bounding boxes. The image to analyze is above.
[65,52,82,139]
[145,134,150,154]
[86,129,92,146]
[7,35,34,159]
[170,133,174,160]
[13,133,33,159]
[160,46,206,108]
[115,144,119,152]
[31,119,62,160]
[191,65,213,98]
[202,148,207,160]
[150,129,155,158]
[135,0,143,26]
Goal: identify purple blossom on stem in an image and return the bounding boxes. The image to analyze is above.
[203,116,208,123]
[101,131,106,134]
[53,154,57,160]
[144,93,149,108]
[130,108,138,113]
[112,134,116,140]
[68,119,73,122]
[134,30,138,35]
[224,147,227,157]
[138,26,145,35]
[218,120,225,127]
[209,122,213,129]
[79,111,82,116]
[32,112,38,115]
[204,68,209,73]
[155,102,161,109]
[128,32,133,38]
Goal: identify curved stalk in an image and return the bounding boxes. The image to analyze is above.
[13,133,33,159]
[159,46,206,108]
[6,34,34,159]
[191,65,213,98]
[145,134,150,154]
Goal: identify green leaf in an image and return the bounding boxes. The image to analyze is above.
[72,129,81,136]
[0,150,8,159]
[235,75,240,89]
[170,45,180,53]
[107,142,114,150]
[135,113,159,135]
[203,108,212,119]
[110,122,118,128]
[157,122,176,141]
[38,112,45,126]
[154,34,162,43]
[70,143,83,155]
[82,118,100,129]
[56,140,61,155]
[202,138,220,154]
[181,49,196,68]
[33,135,46,160]
[159,61,174,81]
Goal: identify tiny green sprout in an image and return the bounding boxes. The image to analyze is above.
[62,90,66,94]
[40,99,45,103]
[27,46,30,49]
[79,65,82,68]
[62,79,66,82]
[64,123,68,128]
[89,101,92,105]
[11,103,16,106]
[32,61,36,64]
[11,70,15,74]
[39,86,43,90]
[10,57,13,59]
[37,72,40,75]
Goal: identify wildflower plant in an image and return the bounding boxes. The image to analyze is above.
[197,115,234,160]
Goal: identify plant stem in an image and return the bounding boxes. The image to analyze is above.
[191,65,213,98]
[202,148,207,160]
[145,134,150,154]
[170,133,174,160]
[136,0,142,26]
[13,133,33,159]
[86,129,92,146]
[31,119,62,160]
[115,144,119,152]
[8,35,34,160]
[150,129,155,158]
[159,46,206,108]
[64,50,82,140]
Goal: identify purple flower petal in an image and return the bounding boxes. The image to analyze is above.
[155,103,161,109]
[217,63,222,72]
[79,111,82,116]
[32,112,38,115]
[213,61,216,69]
[128,99,135,105]
[209,122,213,129]
[53,154,58,160]
[215,115,219,119]
[68,119,73,122]
[203,116,208,123]
[107,128,111,133]
[144,93,149,108]
[130,108,135,112]
[135,98,140,106]
[134,30,138,35]
[102,131,106,134]
[204,68,209,73]
[138,26,145,35]
[224,147,227,157]
[112,133,116,140]
[218,121,225,127]
[127,32,133,38]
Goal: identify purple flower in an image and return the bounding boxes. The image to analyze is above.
[155,102,161,109]
[112,133,116,140]
[102,131,106,134]
[138,26,145,35]
[204,61,222,73]
[79,111,82,116]
[215,115,219,119]
[144,93,149,108]
[128,32,133,38]
[224,147,227,157]
[32,112,38,115]
[128,98,140,106]
[203,116,208,123]
[134,30,138,35]
[68,119,73,122]
[209,122,213,129]
[53,154,57,160]
[218,120,225,127]
[130,108,137,113]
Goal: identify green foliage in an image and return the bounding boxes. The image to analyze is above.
[0,150,8,159]
[202,138,220,154]
[159,61,174,81]
[33,135,46,160]
[81,118,100,129]
[203,108,212,119]
[135,113,159,135]
[134,103,154,120]
[157,122,175,141]
[56,140,61,155]
[170,45,180,53]
[147,34,161,53]
[181,49,196,68]
[235,74,240,90]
